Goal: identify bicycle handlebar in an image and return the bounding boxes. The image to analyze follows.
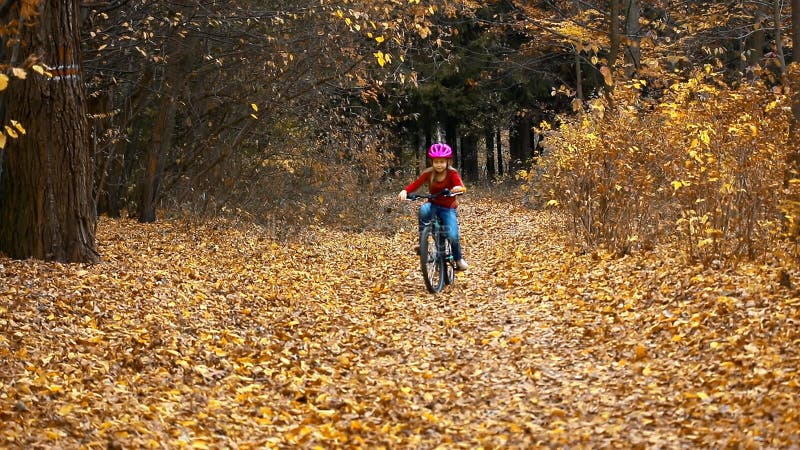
[407,189,464,201]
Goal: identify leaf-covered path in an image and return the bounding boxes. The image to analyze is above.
[2,194,799,448]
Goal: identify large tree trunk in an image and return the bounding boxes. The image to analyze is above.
[623,0,641,77]
[603,0,620,104]
[0,0,99,262]
[773,0,786,76]
[138,93,177,222]
[608,0,620,69]
[137,27,193,222]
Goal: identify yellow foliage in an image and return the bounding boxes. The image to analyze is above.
[536,74,792,262]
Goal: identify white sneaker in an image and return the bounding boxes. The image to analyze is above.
[456,259,469,271]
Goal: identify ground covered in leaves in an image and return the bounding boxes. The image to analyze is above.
[2,192,800,449]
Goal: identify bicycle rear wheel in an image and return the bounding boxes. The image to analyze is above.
[419,225,445,293]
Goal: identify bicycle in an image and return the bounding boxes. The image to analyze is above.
[407,189,463,293]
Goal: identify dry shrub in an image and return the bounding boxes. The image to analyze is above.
[538,68,794,264]
[166,131,392,237]
[536,83,675,254]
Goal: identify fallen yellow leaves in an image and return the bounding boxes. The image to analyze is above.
[1,195,799,447]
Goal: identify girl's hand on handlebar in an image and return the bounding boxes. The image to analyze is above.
[398,190,408,201]
[451,185,466,194]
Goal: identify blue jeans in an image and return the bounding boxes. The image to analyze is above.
[418,203,463,261]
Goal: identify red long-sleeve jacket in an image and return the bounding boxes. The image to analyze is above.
[404,167,464,209]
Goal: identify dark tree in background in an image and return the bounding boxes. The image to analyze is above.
[0,0,99,262]
[790,0,800,186]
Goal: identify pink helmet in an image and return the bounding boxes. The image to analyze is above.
[428,143,453,158]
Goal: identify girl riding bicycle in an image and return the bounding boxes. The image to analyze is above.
[398,143,469,271]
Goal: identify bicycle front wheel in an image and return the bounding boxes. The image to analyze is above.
[443,237,455,286]
[419,226,445,293]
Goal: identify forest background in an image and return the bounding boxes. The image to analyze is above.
[2,1,800,448]
[0,0,798,264]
